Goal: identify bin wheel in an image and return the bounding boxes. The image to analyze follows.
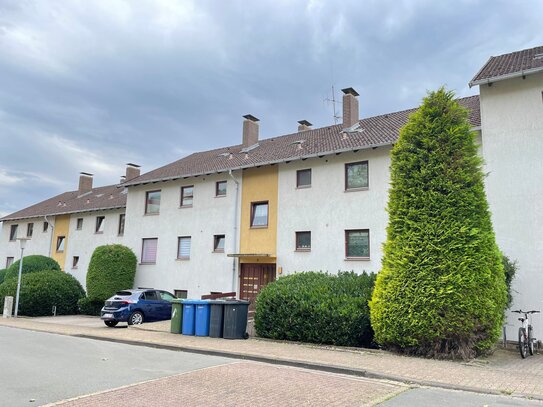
[243,332,249,340]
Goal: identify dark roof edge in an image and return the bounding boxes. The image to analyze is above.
[0,205,126,222]
[469,66,543,87]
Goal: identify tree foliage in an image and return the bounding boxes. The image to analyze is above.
[369,88,507,359]
[86,244,137,302]
[4,255,61,281]
[255,271,376,347]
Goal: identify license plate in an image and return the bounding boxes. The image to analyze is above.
[102,313,113,319]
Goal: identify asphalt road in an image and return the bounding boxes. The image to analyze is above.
[0,326,233,406]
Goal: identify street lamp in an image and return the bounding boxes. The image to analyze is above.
[14,237,30,318]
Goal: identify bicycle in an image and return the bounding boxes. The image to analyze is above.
[512,309,540,358]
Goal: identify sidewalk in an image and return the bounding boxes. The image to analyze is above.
[2,316,542,400]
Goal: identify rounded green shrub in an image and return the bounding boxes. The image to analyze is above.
[255,271,376,347]
[78,297,104,316]
[4,255,61,281]
[0,271,85,316]
[86,244,137,302]
[0,269,6,285]
[370,88,507,359]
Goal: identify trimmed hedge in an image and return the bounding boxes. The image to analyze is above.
[0,269,6,285]
[0,271,85,316]
[86,245,137,302]
[78,297,104,316]
[369,88,507,359]
[4,255,61,281]
[255,271,376,347]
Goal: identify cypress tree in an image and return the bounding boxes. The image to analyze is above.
[369,88,506,359]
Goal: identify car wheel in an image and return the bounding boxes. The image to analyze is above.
[104,320,118,328]
[128,311,144,325]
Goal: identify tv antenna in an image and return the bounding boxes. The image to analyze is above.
[324,85,341,124]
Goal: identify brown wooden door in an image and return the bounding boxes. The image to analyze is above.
[240,263,276,313]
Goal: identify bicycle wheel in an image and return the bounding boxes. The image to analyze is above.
[519,328,528,359]
[528,326,535,356]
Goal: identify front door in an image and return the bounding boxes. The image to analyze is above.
[240,263,276,313]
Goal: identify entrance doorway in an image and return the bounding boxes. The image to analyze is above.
[240,263,276,313]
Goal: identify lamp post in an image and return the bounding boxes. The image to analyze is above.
[14,237,30,318]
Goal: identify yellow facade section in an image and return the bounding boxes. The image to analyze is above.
[239,166,278,264]
[51,215,70,270]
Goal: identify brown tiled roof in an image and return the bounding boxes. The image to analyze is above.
[124,95,480,186]
[470,45,543,86]
[1,184,126,221]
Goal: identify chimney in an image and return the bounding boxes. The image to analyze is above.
[297,120,312,132]
[78,172,93,195]
[125,163,141,181]
[342,87,359,128]
[242,114,259,147]
[120,175,127,184]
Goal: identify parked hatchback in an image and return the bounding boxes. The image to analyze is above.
[101,289,177,327]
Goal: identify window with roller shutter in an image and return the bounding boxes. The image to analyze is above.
[141,238,158,264]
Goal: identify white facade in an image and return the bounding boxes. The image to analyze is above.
[123,172,241,298]
[0,218,53,269]
[66,209,126,288]
[478,72,543,339]
[276,148,391,275]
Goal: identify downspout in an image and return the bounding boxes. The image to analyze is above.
[228,170,240,297]
[44,215,54,257]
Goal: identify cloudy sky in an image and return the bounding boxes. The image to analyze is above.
[0,0,542,217]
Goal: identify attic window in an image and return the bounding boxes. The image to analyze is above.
[217,152,230,157]
[290,140,305,146]
[341,122,364,134]
[240,143,260,153]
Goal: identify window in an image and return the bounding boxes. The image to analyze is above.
[174,289,188,299]
[72,256,79,269]
[345,161,369,190]
[145,190,161,214]
[295,231,311,251]
[296,169,312,188]
[177,236,191,259]
[216,181,227,197]
[9,225,18,241]
[95,216,105,233]
[251,202,268,227]
[181,186,194,207]
[345,229,370,259]
[118,214,125,236]
[141,291,159,301]
[43,221,49,232]
[27,223,33,238]
[214,234,225,252]
[76,218,83,230]
[141,238,158,264]
[159,291,176,301]
[56,236,66,253]
[6,257,14,268]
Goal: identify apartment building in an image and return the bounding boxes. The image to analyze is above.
[1,45,541,331]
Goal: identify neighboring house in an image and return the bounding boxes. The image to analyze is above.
[469,45,543,340]
[0,164,139,288]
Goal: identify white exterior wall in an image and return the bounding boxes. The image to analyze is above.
[0,219,53,269]
[66,209,126,288]
[479,72,543,340]
[123,172,241,298]
[277,148,392,275]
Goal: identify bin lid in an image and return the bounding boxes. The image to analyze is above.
[222,300,250,305]
[181,299,211,304]
[171,299,183,304]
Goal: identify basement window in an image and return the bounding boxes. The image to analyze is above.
[56,236,66,253]
[72,256,79,269]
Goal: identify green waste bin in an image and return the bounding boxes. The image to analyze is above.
[170,299,183,334]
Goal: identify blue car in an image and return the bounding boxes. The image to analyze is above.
[100,289,177,327]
